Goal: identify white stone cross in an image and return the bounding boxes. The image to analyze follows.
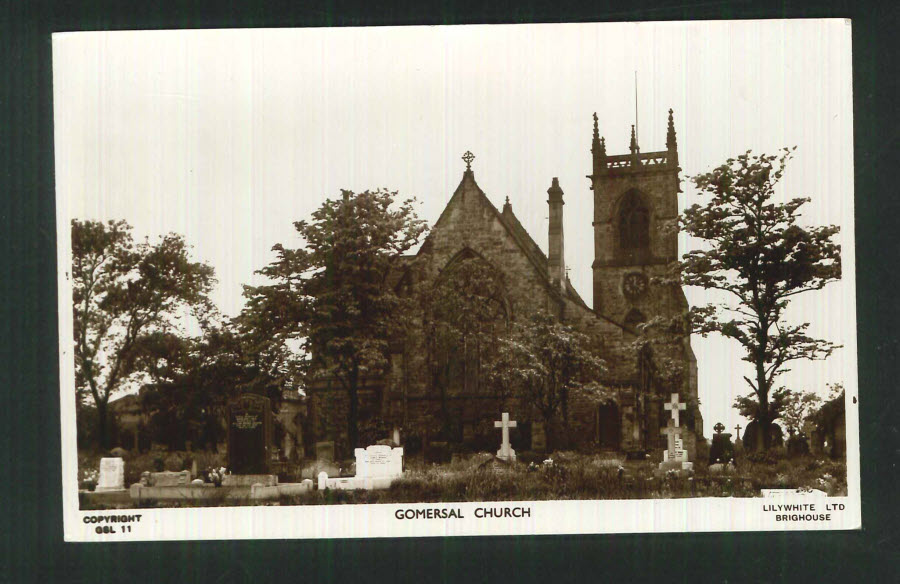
[659,419,683,459]
[494,412,517,461]
[664,393,687,427]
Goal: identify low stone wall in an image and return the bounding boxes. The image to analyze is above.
[127,480,312,503]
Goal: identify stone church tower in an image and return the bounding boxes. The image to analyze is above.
[590,110,681,328]
[586,109,701,450]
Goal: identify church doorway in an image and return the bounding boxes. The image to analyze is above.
[597,403,620,449]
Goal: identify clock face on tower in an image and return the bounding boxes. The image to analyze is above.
[622,272,648,300]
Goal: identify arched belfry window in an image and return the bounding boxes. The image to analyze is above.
[618,191,650,250]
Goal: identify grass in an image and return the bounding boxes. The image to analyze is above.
[278,451,847,506]
[77,449,848,508]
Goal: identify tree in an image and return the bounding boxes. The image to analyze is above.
[488,312,608,449]
[680,149,841,450]
[246,190,427,452]
[779,389,823,436]
[72,219,215,448]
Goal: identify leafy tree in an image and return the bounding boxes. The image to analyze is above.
[681,149,841,449]
[246,190,427,452]
[626,311,692,393]
[780,389,823,436]
[488,312,608,449]
[71,219,215,448]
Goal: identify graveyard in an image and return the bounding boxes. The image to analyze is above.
[78,399,848,510]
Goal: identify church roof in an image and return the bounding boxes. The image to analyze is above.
[418,165,615,325]
[497,195,591,312]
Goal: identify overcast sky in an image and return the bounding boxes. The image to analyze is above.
[53,21,855,435]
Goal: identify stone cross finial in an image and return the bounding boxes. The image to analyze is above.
[735,423,742,436]
[714,422,725,435]
[462,151,475,170]
[663,393,687,427]
[494,412,517,461]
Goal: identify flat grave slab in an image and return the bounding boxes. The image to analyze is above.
[149,470,191,487]
[222,474,277,487]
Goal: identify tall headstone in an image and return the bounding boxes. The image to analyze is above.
[709,422,735,464]
[227,393,273,475]
[95,457,125,492]
[659,420,683,461]
[494,412,517,462]
[658,393,693,474]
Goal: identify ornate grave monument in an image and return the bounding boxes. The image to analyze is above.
[658,394,693,474]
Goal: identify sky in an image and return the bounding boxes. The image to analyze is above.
[53,21,856,435]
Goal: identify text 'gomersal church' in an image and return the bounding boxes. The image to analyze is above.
[308,110,703,458]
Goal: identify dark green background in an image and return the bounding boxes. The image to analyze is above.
[2,1,897,582]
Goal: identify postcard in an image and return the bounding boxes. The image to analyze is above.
[54,20,859,541]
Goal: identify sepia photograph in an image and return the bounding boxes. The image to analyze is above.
[53,20,859,540]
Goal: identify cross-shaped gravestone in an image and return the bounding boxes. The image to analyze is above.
[714,422,725,434]
[494,412,517,461]
[735,424,742,438]
[462,150,475,170]
[664,393,687,427]
[659,419,683,459]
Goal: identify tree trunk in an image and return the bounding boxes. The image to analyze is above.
[757,371,770,452]
[97,399,109,450]
[756,315,771,452]
[347,363,359,452]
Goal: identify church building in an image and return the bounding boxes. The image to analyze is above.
[306,110,703,459]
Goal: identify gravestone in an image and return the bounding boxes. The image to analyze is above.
[494,412,517,462]
[659,420,683,461]
[227,393,273,475]
[657,394,693,475]
[95,457,125,492]
[149,470,191,487]
[742,420,784,452]
[708,423,735,464]
[316,441,335,463]
[663,393,686,430]
[317,444,404,491]
[354,445,403,479]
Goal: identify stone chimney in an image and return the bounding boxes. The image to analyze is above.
[547,177,565,291]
